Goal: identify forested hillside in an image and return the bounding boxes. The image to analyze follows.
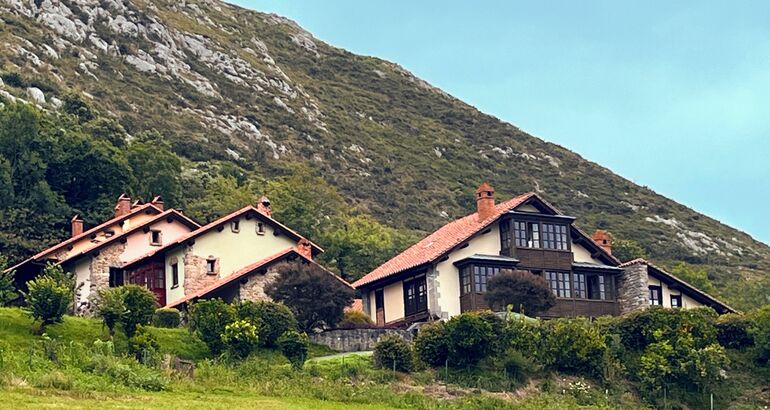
[0,0,768,309]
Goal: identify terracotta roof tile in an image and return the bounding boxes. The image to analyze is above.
[352,192,535,288]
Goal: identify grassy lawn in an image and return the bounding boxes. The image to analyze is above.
[0,387,396,410]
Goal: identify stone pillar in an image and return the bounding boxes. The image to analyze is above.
[618,263,649,314]
[426,267,446,319]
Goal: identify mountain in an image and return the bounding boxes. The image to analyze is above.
[1,0,769,309]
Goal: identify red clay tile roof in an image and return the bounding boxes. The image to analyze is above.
[619,258,736,313]
[345,299,364,313]
[7,203,163,272]
[166,246,352,308]
[352,192,536,289]
[121,205,323,269]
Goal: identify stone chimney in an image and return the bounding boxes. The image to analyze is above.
[150,195,164,211]
[592,230,612,255]
[114,193,131,217]
[256,196,272,217]
[296,238,312,260]
[475,182,496,222]
[71,215,84,237]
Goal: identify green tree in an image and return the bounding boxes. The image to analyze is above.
[94,287,126,336]
[188,298,236,355]
[612,239,648,262]
[23,263,75,331]
[670,262,716,294]
[485,269,556,316]
[445,312,496,368]
[278,330,310,370]
[119,285,157,338]
[127,130,183,206]
[0,255,17,305]
[186,175,256,222]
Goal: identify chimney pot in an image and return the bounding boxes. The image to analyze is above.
[592,230,613,255]
[475,182,496,222]
[71,215,84,237]
[115,193,131,217]
[257,196,272,217]
[296,238,312,260]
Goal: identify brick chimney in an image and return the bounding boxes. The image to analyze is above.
[256,196,272,217]
[71,215,84,237]
[114,193,131,217]
[476,182,496,222]
[592,230,612,255]
[150,195,164,211]
[296,238,312,260]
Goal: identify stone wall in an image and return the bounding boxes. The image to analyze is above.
[309,329,414,352]
[618,263,649,314]
[239,268,279,302]
[183,247,217,295]
[77,241,126,316]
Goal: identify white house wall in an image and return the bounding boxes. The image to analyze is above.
[647,275,704,309]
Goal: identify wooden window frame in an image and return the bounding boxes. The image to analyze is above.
[499,220,511,256]
[403,276,428,317]
[109,267,125,288]
[649,285,663,306]
[171,263,179,288]
[256,222,265,235]
[150,229,162,246]
[545,270,572,298]
[231,220,240,233]
[206,257,218,275]
[670,294,682,308]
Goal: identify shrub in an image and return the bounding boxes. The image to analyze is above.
[414,321,449,367]
[501,349,538,382]
[485,270,556,316]
[0,255,17,306]
[542,318,607,377]
[373,334,413,372]
[266,261,354,331]
[120,285,156,338]
[61,93,95,122]
[278,330,309,370]
[506,316,543,361]
[716,313,753,349]
[221,320,259,359]
[614,306,717,350]
[189,298,236,355]
[1,72,26,88]
[94,287,125,336]
[128,324,160,363]
[445,312,496,368]
[34,370,73,390]
[750,305,770,364]
[236,300,297,347]
[152,307,181,328]
[336,309,374,329]
[23,266,75,331]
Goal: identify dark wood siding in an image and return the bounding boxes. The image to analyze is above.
[516,248,572,270]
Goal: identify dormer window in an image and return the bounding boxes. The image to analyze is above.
[150,229,162,246]
[231,220,240,233]
[513,220,568,250]
[514,221,541,248]
[256,222,265,235]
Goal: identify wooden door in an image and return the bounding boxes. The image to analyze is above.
[127,263,166,307]
[375,289,385,326]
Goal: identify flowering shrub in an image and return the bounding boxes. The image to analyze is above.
[221,320,259,359]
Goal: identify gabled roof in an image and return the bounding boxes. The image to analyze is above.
[7,203,164,272]
[166,247,351,308]
[121,205,323,269]
[619,258,736,313]
[353,193,536,288]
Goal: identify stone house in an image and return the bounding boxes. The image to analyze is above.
[8,194,200,314]
[352,183,734,327]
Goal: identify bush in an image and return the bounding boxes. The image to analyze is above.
[445,312,496,368]
[716,313,753,349]
[336,309,374,329]
[750,305,770,364]
[278,330,309,370]
[614,306,717,351]
[221,320,259,359]
[373,334,413,372]
[94,287,125,336]
[189,298,236,355]
[23,266,75,330]
[1,72,26,88]
[542,318,607,377]
[0,255,17,306]
[236,300,297,347]
[506,317,543,360]
[485,270,555,316]
[61,93,95,122]
[414,321,449,367]
[501,349,538,382]
[120,285,157,338]
[128,324,160,363]
[267,261,355,331]
[152,307,181,328]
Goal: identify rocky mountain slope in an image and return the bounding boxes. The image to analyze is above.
[1,0,769,308]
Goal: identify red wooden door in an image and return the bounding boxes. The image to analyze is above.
[127,263,166,306]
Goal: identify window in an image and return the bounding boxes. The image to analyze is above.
[460,266,473,295]
[588,275,609,300]
[256,222,265,235]
[649,286,662,306]
[171,263,179,288]
[572,273,586,298]
[499,220,511,255]
[403,276,428,316]
[513,221,541,248]
[545,271,571,297]
[206,258,217,275]
[231,220,240,233]
[150,230,162,246]
[473,266,501,292]
[542,223,568,250]
[109,267,125,288]
[670,294,682,308]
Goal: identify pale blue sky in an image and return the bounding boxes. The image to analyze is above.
[235,0,770,245]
